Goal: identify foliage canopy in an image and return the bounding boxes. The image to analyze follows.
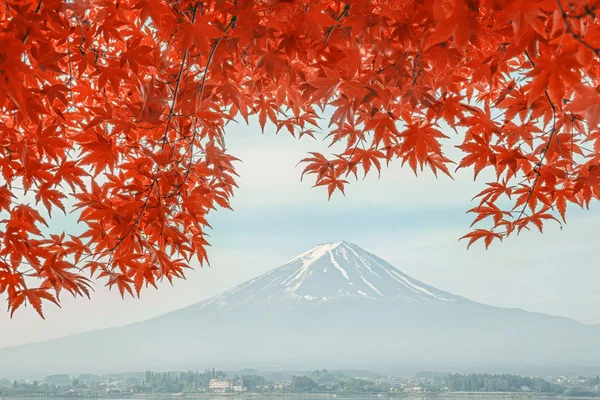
[1,0,600,316]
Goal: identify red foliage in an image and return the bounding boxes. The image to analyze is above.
[1,0,600,316]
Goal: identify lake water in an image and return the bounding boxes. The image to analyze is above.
[5,396,578,400]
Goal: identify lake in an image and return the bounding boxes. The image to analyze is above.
[6,395,590,400]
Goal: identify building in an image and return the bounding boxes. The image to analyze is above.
[233,385,246,392]
[209,379,233,392]
[275,383,291,391]
[404,385,422,393]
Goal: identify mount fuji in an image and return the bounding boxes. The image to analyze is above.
[1,241,599,378]
[191,240,458,310]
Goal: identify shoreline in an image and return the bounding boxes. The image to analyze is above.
[4,393,600,400]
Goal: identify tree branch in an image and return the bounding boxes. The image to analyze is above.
[324,4,350,45]
[517,51,559,221]
[161,2,200,146]
[556,0,600,56]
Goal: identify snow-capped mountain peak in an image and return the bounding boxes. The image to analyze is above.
[193,241,458,311]
[4,241,598,378]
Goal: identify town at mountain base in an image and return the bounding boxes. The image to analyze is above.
[1,242,599,378]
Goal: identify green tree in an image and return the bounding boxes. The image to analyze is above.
[242,375,266,390]
[291,376,318,392]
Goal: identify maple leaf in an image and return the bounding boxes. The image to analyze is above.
[552,188,571,223]
[77,131,118,176]
[460,229,503,249]
[527,51,581,106]
[0,185,13,212]
[30,43,67,73]
[473,180,514,204]
[427,0,480,51]
[456,135,496,179]
[64,235,91,265]
[54,161,88,192]
[425,154,454,178]
[512,183,552,214]
[97,12,126,42]
[10,205,48,235]
[397,123,448,170]
[515,207,560,234]
[573,163,600,208]
[256,51,288,80]
[11,289,60,319]
[297,6,337,40]
[429,95,466,125]
[97,64,130,94]
[35,124,69,162]
[254,97,278,132]
[364,113,400,148]
[121,36,155,74]
[179,16,224,51]
[300,152,333,181]
[104,273,135,299]
[313,174,348,200]
[502,121,540,149]
[468,202,512,227]
[491,146,532,179]
[35,183,66,216]
[348,147,384,178]
[129,263,159,297]
[567,84,600,129]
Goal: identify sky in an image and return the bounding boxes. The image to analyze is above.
[1,116,599,348]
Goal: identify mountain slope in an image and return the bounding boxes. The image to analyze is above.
[185,241,458,312]
[1,241,599,378]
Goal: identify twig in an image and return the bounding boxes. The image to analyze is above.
[198,16,237,101]
[324,4,350,45]
[170,15,237,197]
[517,51,559,221]
[161,2,200,146]
[21,0,42,44]
[556,0,600,56]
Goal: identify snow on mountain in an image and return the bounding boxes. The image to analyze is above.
[192,241,458,312]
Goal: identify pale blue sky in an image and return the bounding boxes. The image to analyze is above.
[1,116,599,347]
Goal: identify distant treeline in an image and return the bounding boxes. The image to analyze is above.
[143,369,267,393]
[291,374,384,393]
[446,374,563,393]
[144,369,227,393]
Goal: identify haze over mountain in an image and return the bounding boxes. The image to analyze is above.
[1,241,599,379]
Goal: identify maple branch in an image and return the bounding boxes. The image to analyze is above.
[161,2,200,146]
[376,51,409,75]
[21,0,42,44]
[339,134,369,180]
[412,48,422,86]
[516,51,559,222]
[199,16,237,101]
[565,1,600,18]
[491,109,508,122]
[169,15,237,198]
[108,179,157,258]
[556,0,600,56]
[65,2,116,69]
[324,4,350,45]
[66,37,77,113]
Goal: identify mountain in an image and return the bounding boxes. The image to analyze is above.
[1,241,599,378]
[190,240,459,311]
